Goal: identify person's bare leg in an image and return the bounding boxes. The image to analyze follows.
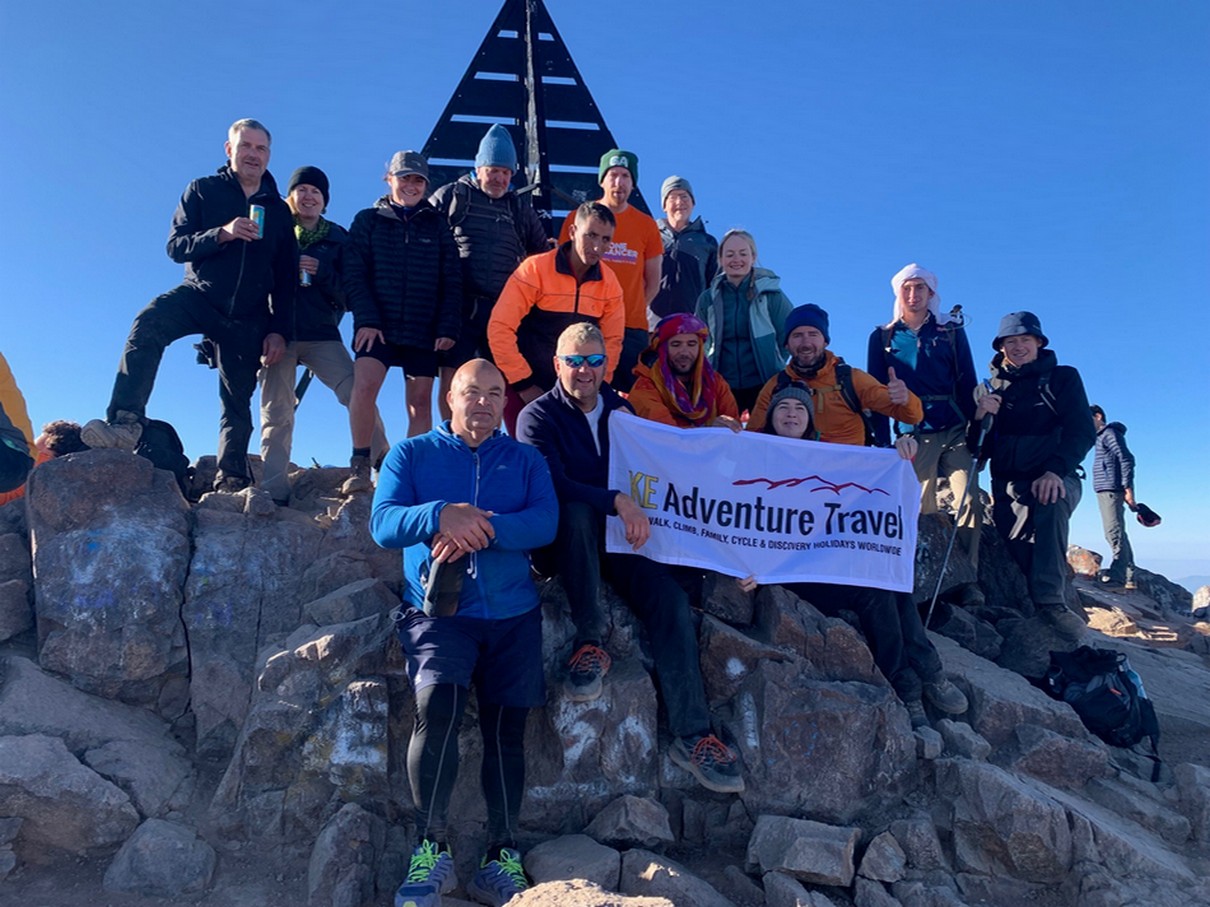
[350,358,388,449]
[436,365,455,423]
[406,376,435,437]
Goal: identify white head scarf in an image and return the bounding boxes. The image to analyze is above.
[889,263,950,326]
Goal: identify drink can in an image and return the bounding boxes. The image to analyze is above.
[249,204,265,238]
[300,268,312,287]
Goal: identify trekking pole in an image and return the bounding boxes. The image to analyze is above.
[293,368,314,411]
[924,385,994,628]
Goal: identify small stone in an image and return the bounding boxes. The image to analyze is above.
[102,819,216,896]
[935,719,991,761]
[858,831,906,883]
[585,795,674,849]
[524,834,621,891]
[746,814,860,887]
[914,725,943,760]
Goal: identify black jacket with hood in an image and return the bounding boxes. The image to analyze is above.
[292,220,349,343]
[167,164,297,337]
[969,348,1095,482]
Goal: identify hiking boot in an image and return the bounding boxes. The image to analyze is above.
[342,454,372,495]
[213,475,251,494]
[81,411,143,452]
[1038,603,1085,641]
[563,643,611,702]
[466,847,529,906]
[922,678,968,715]
[669,732,745,794]
[904,698,929,729]
[394,839,456,907]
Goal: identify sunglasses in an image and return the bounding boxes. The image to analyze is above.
[558,354,606,368]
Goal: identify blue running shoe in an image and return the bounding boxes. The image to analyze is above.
[394,839,456,907]
[466,847,529,906]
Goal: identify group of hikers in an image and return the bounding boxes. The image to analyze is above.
[0,117,1145,907]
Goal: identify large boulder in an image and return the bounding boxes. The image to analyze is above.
[306,802,386,907]
[102,818,216,897]
[0,531,33,642]
[727,660,917,824]
[0,733,140,861]
[26,450,191,715]
[183,505,325,758]
[210,613,393,841]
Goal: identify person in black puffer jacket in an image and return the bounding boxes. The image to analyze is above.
[257,166,389,503]
[343,151,462,488]
[970,312,1096,640]
[1090,405,1137,588]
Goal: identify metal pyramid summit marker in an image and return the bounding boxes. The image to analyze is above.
[422,0,650,217]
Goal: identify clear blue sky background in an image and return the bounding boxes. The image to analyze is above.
[2,2,1207,582]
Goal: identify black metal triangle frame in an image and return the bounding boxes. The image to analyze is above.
[422,0,650,216]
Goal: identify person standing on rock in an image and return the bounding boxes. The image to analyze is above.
[557,149,663,393]
[83,118,297,494]
[629,313,741,429]
[746,383,970,728]
[516,322,745,795]
[370,358,556,907]
[866,264,983,608]
[257,165,388,504]
[488,201,625,434]
[648,176,718,328]
[971,312,1096,640]
[1090,405,1137,591]
[428,124,552,421]
[343,150,462,490]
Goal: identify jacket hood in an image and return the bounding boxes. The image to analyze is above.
[1100,420,1127,435]
[709,266,781,294]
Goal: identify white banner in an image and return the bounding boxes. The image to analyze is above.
[605,412,919,592]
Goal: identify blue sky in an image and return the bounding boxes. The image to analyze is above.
[2,2,1207,581]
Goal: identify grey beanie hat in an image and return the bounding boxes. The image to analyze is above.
[660,175,694,206]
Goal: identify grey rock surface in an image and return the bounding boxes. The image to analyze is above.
[584,795,674,849]
[102,818,216,896]
[525,834,621,891]
[746,814,861,887]
[306,802,385,907]
[620,848,733,907]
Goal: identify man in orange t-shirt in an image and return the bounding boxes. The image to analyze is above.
[559,149,661,392]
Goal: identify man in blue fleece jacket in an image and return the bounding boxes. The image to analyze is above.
[371,358,556,907]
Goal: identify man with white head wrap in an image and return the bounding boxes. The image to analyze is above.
[866,263,982,606]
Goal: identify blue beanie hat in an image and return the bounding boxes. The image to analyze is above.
[782,304,830,345]
[475,124,518,171]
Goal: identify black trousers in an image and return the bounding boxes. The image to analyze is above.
[108,285,267,482]
[545,500,712,739]
[782,582,942,701]
[407,683,528,847]
[991,475,1082,607]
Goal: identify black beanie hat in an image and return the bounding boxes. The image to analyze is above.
[287,166,330,208]
[782,304,830,345]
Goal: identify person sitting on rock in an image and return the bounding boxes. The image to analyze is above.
[970,312,1095,641]
[744,383,970,728]
[629,312,741,430]
[516,321,745,795]
[370,358,557,907]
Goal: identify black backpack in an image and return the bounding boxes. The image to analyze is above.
[135,419,191,495]
[1044,646,1161,780]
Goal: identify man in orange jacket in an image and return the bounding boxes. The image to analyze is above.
[488,202,624,434]
[629,313,740,429]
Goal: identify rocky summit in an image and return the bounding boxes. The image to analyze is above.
[0,449,1208,906]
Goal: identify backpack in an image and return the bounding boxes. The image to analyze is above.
[135,419,191,495]
[1044,645,1161,780]
[877,315,967,435]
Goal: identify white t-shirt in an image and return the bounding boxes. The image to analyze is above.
[581,396,604,456]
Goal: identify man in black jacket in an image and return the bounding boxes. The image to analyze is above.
[517,322,743,795]
[971,312,1096,639]
[84,118,297,493]
[343,150,462,488]
[429,124,551,420]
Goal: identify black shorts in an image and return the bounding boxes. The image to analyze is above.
[355,339,438,378]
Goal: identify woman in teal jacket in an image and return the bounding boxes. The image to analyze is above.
[693,229,792,413]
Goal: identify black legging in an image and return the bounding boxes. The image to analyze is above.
[407,683,528,847]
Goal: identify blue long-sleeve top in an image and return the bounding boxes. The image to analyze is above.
[371,423,558,620]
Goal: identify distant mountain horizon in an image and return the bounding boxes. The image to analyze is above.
[1177,575,1210,594]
